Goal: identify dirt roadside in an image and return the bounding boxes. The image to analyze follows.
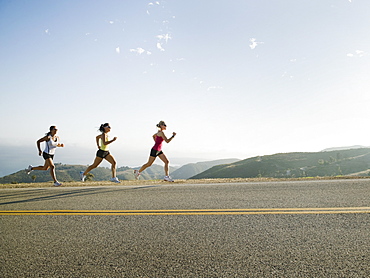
[1,176,369,189]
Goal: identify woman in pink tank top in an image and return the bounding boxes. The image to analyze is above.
[134,121,176,182]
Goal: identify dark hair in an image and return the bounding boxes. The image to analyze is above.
[46,126,56,136]
[99,123,110,133]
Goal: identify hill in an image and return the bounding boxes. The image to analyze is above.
[0,164,178,184]
[190,148,370,179]
[171,159,240,179]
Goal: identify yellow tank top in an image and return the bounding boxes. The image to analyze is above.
[99,135,109,151]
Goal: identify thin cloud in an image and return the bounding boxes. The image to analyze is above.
[249,38,264,50]
[157,42,165,51]
[356,50,365,56]
[282,71,293,79]
[156,33,172,43]
[347,50,367,58]
[147,1,160,14]
[129,48,151,55]
[130,48,145,55]
[115,47,120,54]
[207,86,223,91]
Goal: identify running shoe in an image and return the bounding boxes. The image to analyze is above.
[80,171,86,182]
[110,177,121,183]
[26,165,33,175]
[134,170,141,180]
[164,176,174,182]
[53,181,62,186]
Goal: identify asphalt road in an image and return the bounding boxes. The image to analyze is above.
[1,179,369,277]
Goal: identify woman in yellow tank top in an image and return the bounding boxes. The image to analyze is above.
[80,123,120,183]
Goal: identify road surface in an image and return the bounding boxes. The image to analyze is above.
[1,179,369,277]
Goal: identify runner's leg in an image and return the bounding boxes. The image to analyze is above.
[139,156,156,173]
[158,153,169,177]
[83,157,103,176]
[104,154,117,178]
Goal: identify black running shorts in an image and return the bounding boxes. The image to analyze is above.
[150,148,163,157]
[97,149,110,159]
[43,152,54,160]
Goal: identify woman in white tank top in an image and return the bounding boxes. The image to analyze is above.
[26,126,64,186]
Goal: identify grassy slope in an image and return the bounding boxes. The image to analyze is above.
[191,148,370,179]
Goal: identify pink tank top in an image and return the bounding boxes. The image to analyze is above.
[153,135,164,151]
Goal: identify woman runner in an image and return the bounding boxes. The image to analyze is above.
[134,121,176,182]
[26,126,64,186]
[80,123,120,183]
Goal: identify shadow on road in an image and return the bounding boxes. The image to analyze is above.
[0,184,164,206]
[0,188,120,206]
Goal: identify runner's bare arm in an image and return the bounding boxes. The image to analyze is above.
[160,131,177,143]
[56,136,64,147]
[36,136,49,155]
[101,133,117,145]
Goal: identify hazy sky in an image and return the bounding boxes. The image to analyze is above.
[1,0,370,176]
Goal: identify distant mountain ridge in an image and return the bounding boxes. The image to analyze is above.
[171,159,240,179]
[321,145,369,152]
[191,148,370,179]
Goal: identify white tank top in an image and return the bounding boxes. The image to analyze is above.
[44,136,59,155]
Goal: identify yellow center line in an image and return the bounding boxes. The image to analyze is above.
[0,207,369,215]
